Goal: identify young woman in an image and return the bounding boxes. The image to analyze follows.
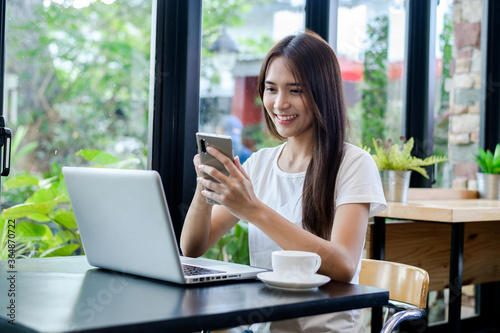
[180,30,386,333]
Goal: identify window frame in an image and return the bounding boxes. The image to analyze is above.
[0,0,6,187]
[149,0,201,245]
[481,0,500,151]
[405,0,437,188]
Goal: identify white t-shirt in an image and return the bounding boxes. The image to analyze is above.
[242,142,387,333]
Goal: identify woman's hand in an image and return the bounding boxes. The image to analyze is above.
[193,153,203,177]
[181,150,242,257]
[197,146,263,222]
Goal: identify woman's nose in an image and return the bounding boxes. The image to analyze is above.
[274,93,290,110]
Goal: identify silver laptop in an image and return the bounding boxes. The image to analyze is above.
[62,166,266,284]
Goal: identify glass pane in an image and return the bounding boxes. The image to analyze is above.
[2,0,152,258]
[200,0,306,164]
[337,0,407,149]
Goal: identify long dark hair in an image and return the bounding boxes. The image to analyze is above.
[257,30,348,240]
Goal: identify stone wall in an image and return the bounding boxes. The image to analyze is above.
[446,0,483,188]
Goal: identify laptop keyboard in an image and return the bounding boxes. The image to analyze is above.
[182,264,226,276]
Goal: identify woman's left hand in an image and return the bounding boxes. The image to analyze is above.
[197,146,262,222]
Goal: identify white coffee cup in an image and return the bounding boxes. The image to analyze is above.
[271,250,322,282]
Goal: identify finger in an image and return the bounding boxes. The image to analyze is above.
[193,154,201,166]
[198,164,227,184]
[201,188,224,205]
[197,176,224,193]
[206,146,239,175]
[193,154,202,176]
[234,155,250,180]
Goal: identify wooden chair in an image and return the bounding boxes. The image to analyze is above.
[360,259,430,333]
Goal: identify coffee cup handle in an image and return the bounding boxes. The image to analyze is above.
[314,254,321,272]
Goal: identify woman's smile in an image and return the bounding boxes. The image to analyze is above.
[275,113,298,123]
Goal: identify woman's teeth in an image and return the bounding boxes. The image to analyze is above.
[276,114,297,121]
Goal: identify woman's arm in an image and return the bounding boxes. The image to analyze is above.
[198,146,370,283]
[179,154,239,258]
[239,201,369,283]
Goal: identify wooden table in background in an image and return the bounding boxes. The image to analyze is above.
[368,198,500,333]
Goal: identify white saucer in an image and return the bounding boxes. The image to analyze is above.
[257,271,331,291]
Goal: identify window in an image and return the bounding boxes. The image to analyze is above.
[336,0,407,148]
[199,0,306,162]
[2,0,152,258]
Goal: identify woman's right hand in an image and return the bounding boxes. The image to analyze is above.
[181,153,240,257]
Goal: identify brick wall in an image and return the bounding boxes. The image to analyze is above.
[446,0,482,188]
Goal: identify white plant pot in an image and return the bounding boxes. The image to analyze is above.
[476,173,500,200]
[380,170,412,203]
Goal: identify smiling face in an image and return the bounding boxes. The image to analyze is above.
[262,56,315,143]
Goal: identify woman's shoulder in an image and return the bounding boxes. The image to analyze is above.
[343,142,372,161]
[340,142,379,173]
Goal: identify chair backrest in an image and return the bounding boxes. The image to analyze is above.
[359,259,429,309]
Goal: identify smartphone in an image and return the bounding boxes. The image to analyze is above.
[196,132,234,204]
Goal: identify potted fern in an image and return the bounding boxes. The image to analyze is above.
[368,137,448,202]
[474,144,500,199]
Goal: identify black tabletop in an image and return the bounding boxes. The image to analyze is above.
[0,256,388,332]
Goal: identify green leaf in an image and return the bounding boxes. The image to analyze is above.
[1,202,57,220]
[225,238,239,258]
[369,137,447,172]
[15,222,53,242]
[76,149,121,165]
[53,211,78,229]
[402,137,414,156]
[476,144,500,173]
[493,144,500,163]
[27,213,52,222]
[26,187,60,204]
[40,244,80,258]
[408,166,429,179]
[3,175,40,190]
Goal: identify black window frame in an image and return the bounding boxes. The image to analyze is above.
[150,0,201,245]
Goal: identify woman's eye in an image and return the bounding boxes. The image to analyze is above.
[291,89,303,94]
[265,87,276,92]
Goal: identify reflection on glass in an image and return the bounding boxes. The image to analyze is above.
[2,0,152,259]
[337,0,406,148]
